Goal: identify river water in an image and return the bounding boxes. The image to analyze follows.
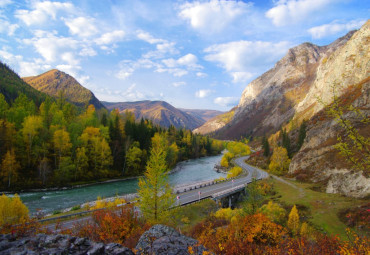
[19,154,226,214]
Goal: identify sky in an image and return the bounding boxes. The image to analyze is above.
[0,0,368,111]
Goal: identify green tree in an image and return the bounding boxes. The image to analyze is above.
[281,129,292,158]
[0,149,20,188]
[0,93,9,119]
[75,147,89,180]
[53,129,72,168]
[262,136,270,157]
[125,142,143,176]
[138,133,175,223]
[243,178,263,214]
[21,115,43,166]
[268,146,291,175]
[297,120,307,150]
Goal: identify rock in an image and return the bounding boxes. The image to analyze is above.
[0,234,134,255]
[135,224,209,255]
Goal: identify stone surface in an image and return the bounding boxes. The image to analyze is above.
[135,224,209,255]
[0,234,134,255]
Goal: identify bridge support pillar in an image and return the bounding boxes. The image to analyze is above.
[228,196,232,208]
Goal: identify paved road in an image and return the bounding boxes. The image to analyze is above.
[176,156,269,205]
[44,156,269,231]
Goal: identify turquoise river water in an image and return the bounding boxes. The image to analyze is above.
[19,154,226,214]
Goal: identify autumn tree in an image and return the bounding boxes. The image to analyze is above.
[268,146,291,175]
[287,205,300,236]
[0,149,20,188]
[138,133,175,223]
[259,200,286,224]
[53,129,72,166]
[22,115,43,166]
[243,178,263,214]
[0,194,29,225]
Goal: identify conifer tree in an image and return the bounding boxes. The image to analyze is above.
[138,133,175,223]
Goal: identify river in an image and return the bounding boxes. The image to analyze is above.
[19,154,226,215]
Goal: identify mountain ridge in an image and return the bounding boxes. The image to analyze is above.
[23,69,105,110]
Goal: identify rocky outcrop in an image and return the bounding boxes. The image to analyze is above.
[135,224,209,255]
[193,108,235,135]
[289,78,370,197]
[0,234,134,255]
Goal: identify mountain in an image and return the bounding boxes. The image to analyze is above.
[179,109,224,123]
[193,108,235,135]
[103,100,204,130]
[23,69,105,110]
[201,20,369,197]
[0,61,47,105]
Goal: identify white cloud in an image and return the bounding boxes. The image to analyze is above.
[195,89,213,98]
[308,19,366,39]
[196,72,207,78]
[0,0,12,7]
[15,1,74,26]
[136,30,165,44]
[79,47,97,57]
[205,40,291,83]
[266,0,335,27]
[23,31,79,64]
[0,19,19,36]
[95,30,125,45]
[173,81,186,87]
[64,17,98,37]
[179,0,251,33]
[214,96,238,107]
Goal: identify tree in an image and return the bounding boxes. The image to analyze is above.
[259,201,286,224]
[125,142,143,176]
[281,129,292,158]
[53,129,72,168]
[22,115,43,166]
[268,146,291,175]
[0,194,29,225]
[0,93,9,119]
[297,120,307,150]
[243,178,263,214]
[75,147,89,180]
[227,166,243,178]
[262,136,270,157]
[138,133,175,223]
[0,149,20,188]
[287,205,300,236]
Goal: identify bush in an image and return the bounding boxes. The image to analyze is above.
[226,166,243,178]
[0,194,29,226]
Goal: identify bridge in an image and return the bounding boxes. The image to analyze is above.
[42,156,268,230]
[174,156,269,206]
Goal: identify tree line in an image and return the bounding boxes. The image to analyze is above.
[0,92,223,190]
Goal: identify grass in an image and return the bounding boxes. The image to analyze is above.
[263,176,369,240]
[168,199,218,234]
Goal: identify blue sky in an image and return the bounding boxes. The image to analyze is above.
[0,0,368,110]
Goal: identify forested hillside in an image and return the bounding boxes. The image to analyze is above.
[0,66,223,191]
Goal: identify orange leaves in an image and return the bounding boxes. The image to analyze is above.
[72,204,150,249]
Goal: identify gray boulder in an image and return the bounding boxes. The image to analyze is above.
[135,224,209,255]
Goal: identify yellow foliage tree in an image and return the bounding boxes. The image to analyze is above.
[1,149,20,188]
[287,205,300,236]
[138,133,175,223]
[227,166,243,178]
[0,194,29,226]
[268,146,291,175]
[259,201,286,224]
[22,115,43,165]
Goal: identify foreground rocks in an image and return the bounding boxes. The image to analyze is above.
[0,234,133,255]
[135,224,209,255]
[0,225,210,255]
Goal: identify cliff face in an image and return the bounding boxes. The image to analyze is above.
[213,29,357,139]
[23,69,105,110]
[206,20,369,197]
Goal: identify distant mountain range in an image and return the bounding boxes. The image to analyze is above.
[23,69,105,110]
[103,100,223,130]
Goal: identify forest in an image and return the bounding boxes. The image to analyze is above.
[0,92,223,190]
